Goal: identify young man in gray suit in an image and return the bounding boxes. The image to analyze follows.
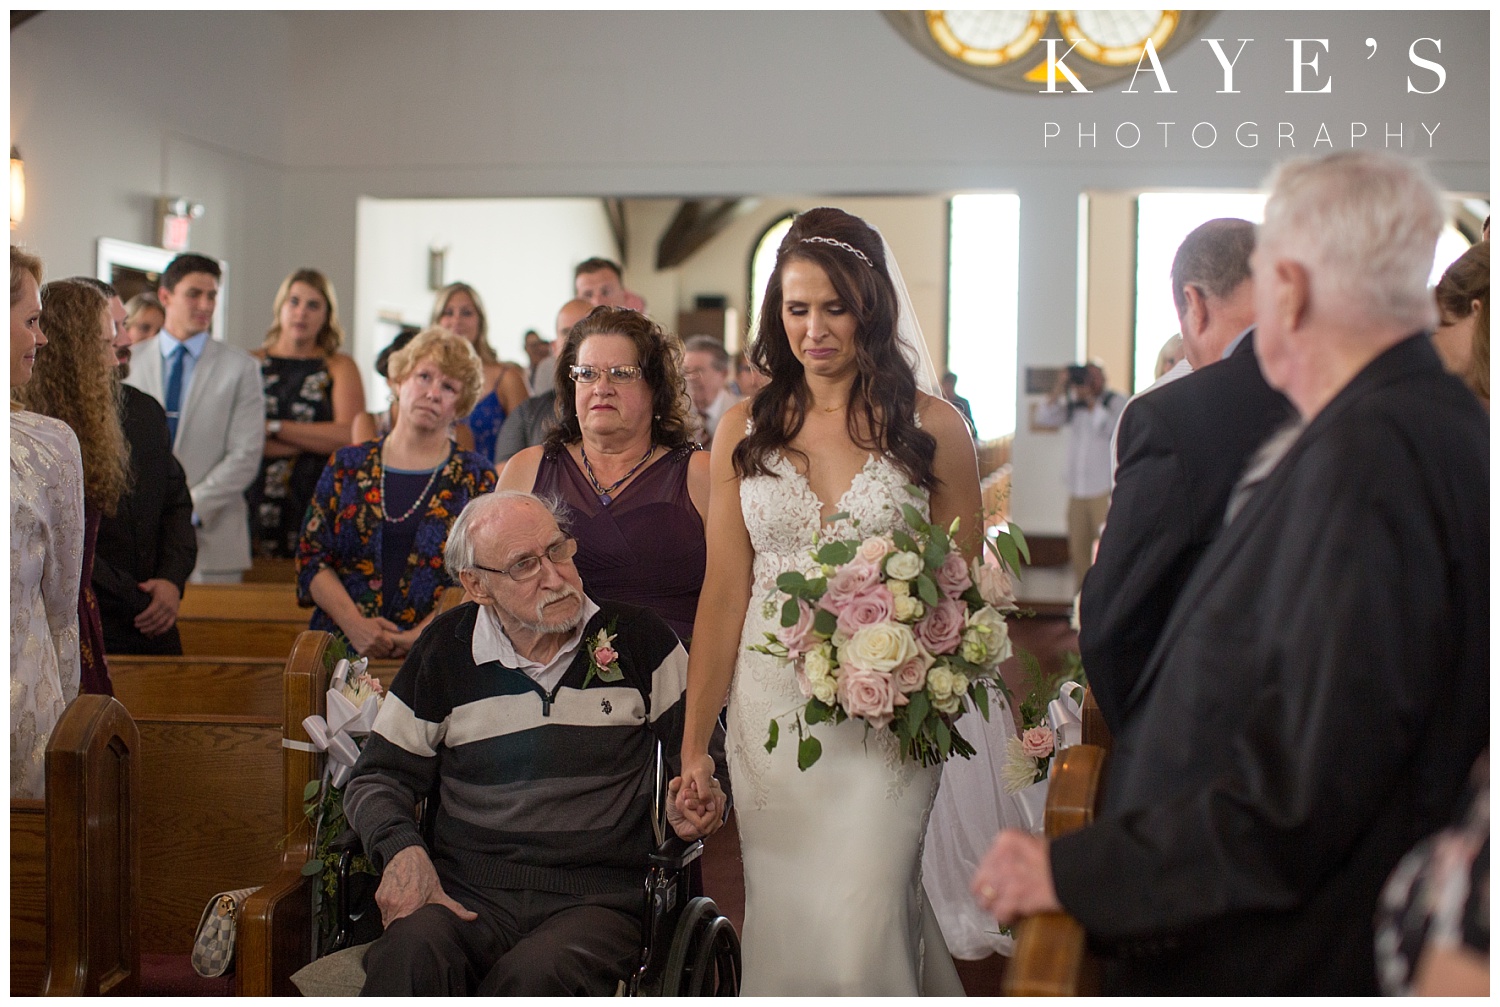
[124,253,265,583]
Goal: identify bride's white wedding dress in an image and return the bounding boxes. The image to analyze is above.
[728,448,965,996]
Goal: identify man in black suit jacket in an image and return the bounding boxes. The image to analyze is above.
[1078,219,1294,732]
[82,278,198,655]
[974,153,1488,994]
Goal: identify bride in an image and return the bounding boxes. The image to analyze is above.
[677,208,982,995]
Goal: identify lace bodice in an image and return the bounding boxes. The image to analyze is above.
[740,450,930,593]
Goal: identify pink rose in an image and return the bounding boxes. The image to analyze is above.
[913,597,966,655]
[933,549,972,600]
[892,654,930,694]
[1021,726,1055,759]
[593,645,618,668]
[776,600,818,656]
[971,558,1016,609]
[856,535,895,565]
[821,558,882,612]
[835,585,895,638]
[794,663,814,699]
[837,668,900,730]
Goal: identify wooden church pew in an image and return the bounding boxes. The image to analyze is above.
[175,582,308,659]
[10,694,141,995]
[1003,687,1112,996]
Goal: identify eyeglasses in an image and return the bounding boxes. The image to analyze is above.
[473,537,578,582]
[570,364,643,384]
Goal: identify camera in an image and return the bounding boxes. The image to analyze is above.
[1066,364,1090,385]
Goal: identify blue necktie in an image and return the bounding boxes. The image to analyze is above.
[165,344,188,444]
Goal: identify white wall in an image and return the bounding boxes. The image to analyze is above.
[352,197,614,409]
[13,10,1489,535]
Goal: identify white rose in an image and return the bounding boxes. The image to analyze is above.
[893,594,923,622]
[926,665,955,700]
[884,551,923,582]
[933,691,963,715]
[889,579,910,599]
[804,646,833,682]
[841,622,919,673]
[951,671,970,696]
[964,606,1012,667]
[811,676,839,706]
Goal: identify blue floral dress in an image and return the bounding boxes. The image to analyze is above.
[296,438,496,641]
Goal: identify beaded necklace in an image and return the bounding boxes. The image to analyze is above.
[380,445,446,523]
[579,442,655,507]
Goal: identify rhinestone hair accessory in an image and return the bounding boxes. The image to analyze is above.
[799,236,874,268]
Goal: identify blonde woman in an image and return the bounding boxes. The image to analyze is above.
[249,269,367,558]
[10,247,85,798]
[431,282,529,466]
[18,277,130,699]
[122,292,165,344]
[296,329,496,659]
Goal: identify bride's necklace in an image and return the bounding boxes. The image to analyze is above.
[580,442,655,507]
[380,443,446,523]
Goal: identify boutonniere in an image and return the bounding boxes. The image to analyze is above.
[583,620,623,687]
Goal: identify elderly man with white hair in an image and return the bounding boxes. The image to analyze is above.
[343,489,728,996]
[973,152,1488,994]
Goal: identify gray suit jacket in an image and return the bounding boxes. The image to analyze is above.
[124,334,265,576]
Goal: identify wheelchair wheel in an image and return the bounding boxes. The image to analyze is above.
[661,897,741,996]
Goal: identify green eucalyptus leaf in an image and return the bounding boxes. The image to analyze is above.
[822,511,850,524]
[900,503,926,531]
[301,859,325,877]
[813,608,837,637]
[935,717,952,759]
[916,573,940,607]
[797,735,823,771]
[973,682,990,721]
[907,688,930,726]
[891,529,918,554]
[781,597,802,628]
[1010,523,1031,565]
[764,719,779,754]
[816,541,856,566]
[303,780,321,801]
[924,537,946,571]
[776,571,808,593]
[805,699,831,725]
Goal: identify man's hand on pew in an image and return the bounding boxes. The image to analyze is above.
[135,579,182,637]
[376,844,479,928]
[971,829,1062,924]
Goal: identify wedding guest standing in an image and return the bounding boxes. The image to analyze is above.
[248,269,366,558]
[432,282,528,466]
[20,279,133,696]
[10,247,84,797]
[297,329,496,659]
[122,292,165,345]
[1431,240,1488,408]
[497,307,709,643]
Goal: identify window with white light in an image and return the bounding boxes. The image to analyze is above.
[947,193,1021,439]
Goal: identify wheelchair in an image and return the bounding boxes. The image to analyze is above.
[323,746,741,996]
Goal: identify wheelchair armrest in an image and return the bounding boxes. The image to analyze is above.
[649,835,704,869]
[327,827,363,856]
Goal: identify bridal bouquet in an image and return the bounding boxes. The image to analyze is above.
[752,488,1028,769]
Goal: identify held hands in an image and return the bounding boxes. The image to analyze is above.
[667,774,726,841]
[345,614,405,660]
[671,750,725,840]
[970,829,1062,925]
[375,845,478,929]
[134,579,182,637]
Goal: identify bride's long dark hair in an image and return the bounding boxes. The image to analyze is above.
[733,208,938,489]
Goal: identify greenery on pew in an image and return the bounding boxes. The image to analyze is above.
[300,639,385,952]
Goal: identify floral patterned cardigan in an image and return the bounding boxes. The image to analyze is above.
[296,439,496,640]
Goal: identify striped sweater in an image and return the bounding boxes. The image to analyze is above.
[344,598,726,895]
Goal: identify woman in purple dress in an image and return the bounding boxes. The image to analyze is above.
[498,306,709,643]
[19,279,133,695]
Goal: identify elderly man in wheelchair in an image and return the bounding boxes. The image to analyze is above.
[338,490,730,996]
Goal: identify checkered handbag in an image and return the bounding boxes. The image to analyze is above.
[190,887,262,978]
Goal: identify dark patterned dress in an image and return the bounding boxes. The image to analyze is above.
[295,438,496,648]
[533,444,705,643]
[465,388,506,467]
[249,356,335,558]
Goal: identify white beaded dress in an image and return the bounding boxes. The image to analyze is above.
[10,409,85,799]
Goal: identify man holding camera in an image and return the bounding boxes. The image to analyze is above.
[1034,362,1124,589]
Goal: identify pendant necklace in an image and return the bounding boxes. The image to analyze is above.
[580,442,656,507]
[380,443,447,523]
